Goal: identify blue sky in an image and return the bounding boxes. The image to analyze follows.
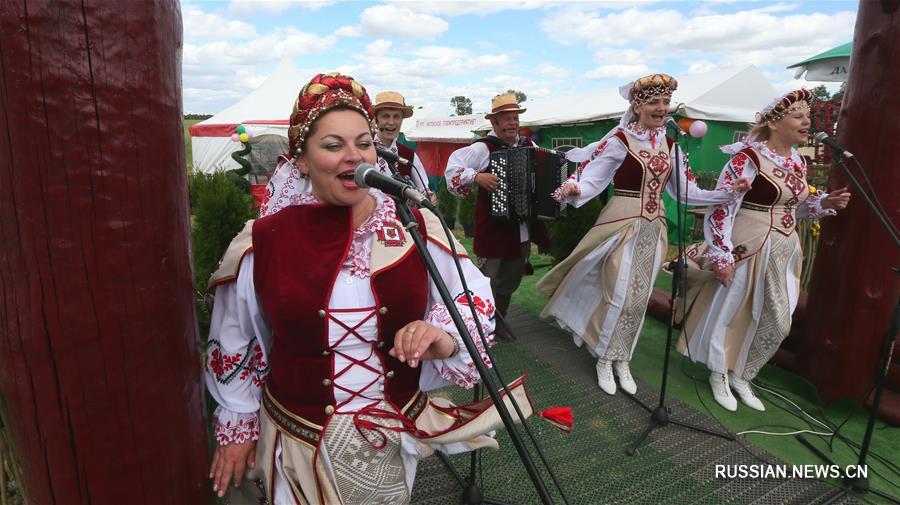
[182,1,856,115]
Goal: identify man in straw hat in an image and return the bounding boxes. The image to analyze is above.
[372,91,432,195]
[445,92,551,341]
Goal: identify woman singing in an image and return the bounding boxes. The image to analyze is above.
[204,73,514,504]
[537,74,749,396]
[678,89,850,412]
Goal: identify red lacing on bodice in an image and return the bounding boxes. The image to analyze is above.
[324,306,429,448]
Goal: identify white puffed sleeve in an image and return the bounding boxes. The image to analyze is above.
[204,253,272,445]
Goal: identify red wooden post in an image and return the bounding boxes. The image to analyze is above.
[0,0,209,502]
[800,0,900,418]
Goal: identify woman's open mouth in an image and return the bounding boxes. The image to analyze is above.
[337,170,359,189]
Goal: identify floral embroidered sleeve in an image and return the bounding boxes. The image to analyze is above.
[553,138,626,208]
[703,154,758,269]
[666,145,742,206]
[797,191,838,219]
[205,253,272,446]
[419,240,496,391]
[445,142,490,197]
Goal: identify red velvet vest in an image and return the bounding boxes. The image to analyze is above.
[735,148,781,206]
[397,143,415,180]
[610,131,675,222]
[252,204,428,439]
[474,137,551,258]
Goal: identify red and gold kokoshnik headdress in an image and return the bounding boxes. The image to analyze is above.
[288,72,375,156]
[756,89,812,124]
[627,73,678,105]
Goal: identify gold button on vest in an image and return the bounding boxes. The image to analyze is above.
[386,370,395,379]
[325,405,334,415]
[378,306,388,315]
[322,379,331,386]
[318,309,326,318]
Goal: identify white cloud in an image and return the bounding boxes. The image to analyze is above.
[410,46,470,60]
[227,0,334,16]
[182,5,257,40]
[183,28,336,67]
[359,5,449,39]
[390,0,658,16]
[540,6,855,68]
[584,64,650,80]
[335,25,362,37]
[535,63,570,78]
[365,39,394,58]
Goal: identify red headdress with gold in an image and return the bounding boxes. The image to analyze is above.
[756,89,813,124]
[288,72,375,156]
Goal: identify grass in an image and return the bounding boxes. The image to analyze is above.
[450,228,900,502]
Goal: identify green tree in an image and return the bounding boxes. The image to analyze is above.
[436,180,459,227]
[190,170,255,339]
[450,96,473,115]
[457,191,477,237]
[810,85,830,103]
[506,89,527,103]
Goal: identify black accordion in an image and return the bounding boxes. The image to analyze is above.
[488,146,576,221]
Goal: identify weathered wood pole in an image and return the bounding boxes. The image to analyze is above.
[0,0,209,502]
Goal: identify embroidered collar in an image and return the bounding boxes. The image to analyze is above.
[623,122,666,148]
[750,141,807,175]
[374,136,397,150]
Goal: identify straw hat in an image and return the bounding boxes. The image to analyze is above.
[485,92,527,119]
[372,91,414,118]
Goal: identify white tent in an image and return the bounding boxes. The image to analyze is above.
[408,66,777,141]
[189,59,310,173]
[521,65,776,128]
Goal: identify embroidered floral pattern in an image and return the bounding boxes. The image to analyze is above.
[215,414,260,445]
[343,196,397,279]
[207,337,269,387]
[623,122,665,147]
[426,303,494,389]
[801,193,837,219]
[448,168,472,197]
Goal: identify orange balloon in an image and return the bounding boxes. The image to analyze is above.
[677,117,695,132]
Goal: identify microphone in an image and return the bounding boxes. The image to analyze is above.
[375,146,410,165]
[354,163,436,210]
[814,132,854,158]
[665,117,686,136]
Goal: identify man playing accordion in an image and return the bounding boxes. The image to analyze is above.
[445,92,551,341]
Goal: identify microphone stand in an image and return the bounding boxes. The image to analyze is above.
[383,158,557,504]
[795,151,899,505]
[625,123,735,455]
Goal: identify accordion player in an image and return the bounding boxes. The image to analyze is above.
[488,146,576,221]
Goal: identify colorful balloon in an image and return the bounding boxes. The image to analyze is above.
[230,133,240,142]
[236,124,246,134]
[239,132,249,143]
[689,120,708,138]
[677,117,695,133]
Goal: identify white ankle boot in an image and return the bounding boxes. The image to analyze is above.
[729,373,765,411]
[596,358,616,395]
[613,360,637,395]
[709,372,737,411]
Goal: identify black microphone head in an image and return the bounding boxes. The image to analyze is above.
[813,131,829,142]
[354,163,378,188]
